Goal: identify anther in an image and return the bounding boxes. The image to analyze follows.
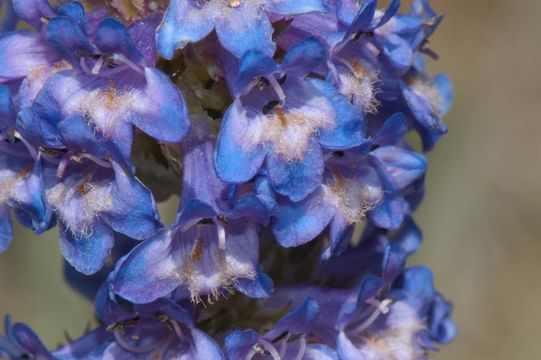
[257,77,270,90]
[197,218,214,225]
[352,298,393,334]
[262,100,281,115]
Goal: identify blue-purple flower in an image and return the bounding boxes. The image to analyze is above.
[216,38,367,201]
[156,0,329,59]
[45,160,161,274]
[114,122,270,303]
[272,113,426,256]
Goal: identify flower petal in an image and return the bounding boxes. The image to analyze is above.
[235,265,273,299]
[374,112,408,146]
[11,0,55,29]
[310,78,366,149]
[95,17,144,65]
[215,3,275,58]
[281,38,325,78]
[234,50,278,96]
[267,138,323,201]
[215,100,267,183]
[0,84,16,131]
[370,146,427,190]
[113,229,180,303]
[304,344,339,360]
[377,33,413,73]
[156,0,216,60]
[101,162,162,240]
[130,67,191,143]
[269,0,328,15]
[182,328,225,360]
[0,31,57,83]
[0,206,12,253]
[45,16,95,64]
[59,221,114,275]
[272,186,334,247]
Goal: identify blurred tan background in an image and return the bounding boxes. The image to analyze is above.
[1,0,541,358]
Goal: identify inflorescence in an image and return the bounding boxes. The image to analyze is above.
[0,0,456,358]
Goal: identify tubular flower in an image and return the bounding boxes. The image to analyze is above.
[0,0,456,358]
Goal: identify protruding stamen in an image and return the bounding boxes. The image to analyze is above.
[228,0,240,8]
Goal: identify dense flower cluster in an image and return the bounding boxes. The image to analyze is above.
[0,0,456,358]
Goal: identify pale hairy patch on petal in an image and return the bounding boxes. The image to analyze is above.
[46,181,113,236]
[409,78,444,116]
[0,168,31,204]
[22,60,72,106]
[174,226,256,304]
[78,84,149,138]
[359,302,426,360]
[339,60,380,114]
[323,169,383,224]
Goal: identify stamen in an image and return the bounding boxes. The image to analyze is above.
[91,56,105,75]
[228,0,240,7]
[70,153,112,169]
[112,54,144,75]
[12,131,37,159]
[257,77,270,89]
[113,328,158,353]
[277,333,289,358]
[262,100,280,115]
[352,298,393,334]
[266,76,286,104]
[168,319,184,340]
[56,154,71,179]
[259,339,281,360]
[293,335,306,360]
[245,340,281,360]
[80,57,93,75]
[213,217,227,250]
